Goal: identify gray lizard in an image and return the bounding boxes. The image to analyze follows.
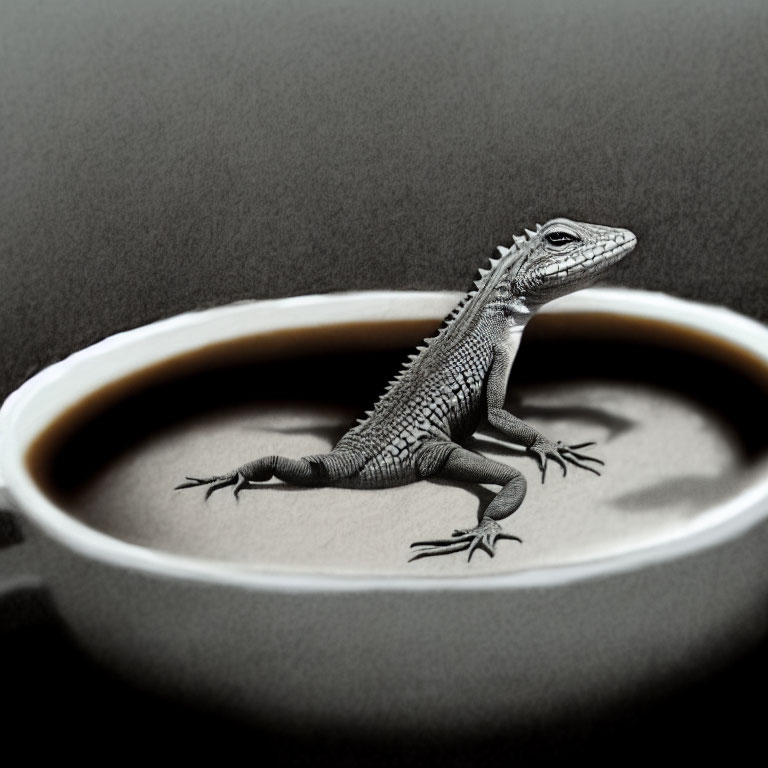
[176,218,636,561]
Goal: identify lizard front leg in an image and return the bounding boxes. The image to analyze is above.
[485,343,603,482]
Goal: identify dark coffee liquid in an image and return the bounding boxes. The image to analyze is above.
[28,312,768,504]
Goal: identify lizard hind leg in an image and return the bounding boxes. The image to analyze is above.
[175,454,328,499]
[410,445,526,562]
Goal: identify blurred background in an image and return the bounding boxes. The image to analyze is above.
[1,0,766,762]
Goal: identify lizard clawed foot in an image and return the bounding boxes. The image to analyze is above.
[409,519,521,562]
[529,438,604,484]
[174,470,252,499]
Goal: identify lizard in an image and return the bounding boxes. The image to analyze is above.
[176,218,637,561]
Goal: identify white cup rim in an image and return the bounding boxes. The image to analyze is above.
[2,287,768,593]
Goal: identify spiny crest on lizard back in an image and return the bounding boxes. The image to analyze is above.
[353,218,638,425]
[419,223,541,340]
[353,224,544,425]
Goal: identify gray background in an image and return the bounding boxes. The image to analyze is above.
[1,0,767,398]
[1,0,767,762]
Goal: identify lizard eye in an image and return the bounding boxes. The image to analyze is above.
[544,231,580,246]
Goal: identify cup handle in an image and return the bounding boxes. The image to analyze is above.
[0,459,13,510]
[0,437,44,592]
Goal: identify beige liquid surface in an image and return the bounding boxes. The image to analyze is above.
[28,313,768,577]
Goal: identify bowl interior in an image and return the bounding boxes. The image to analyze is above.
[24,298,768,578]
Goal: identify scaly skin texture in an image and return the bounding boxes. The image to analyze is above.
[177,218,637,561]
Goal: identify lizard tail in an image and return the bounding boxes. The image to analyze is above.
[301,449,366,484]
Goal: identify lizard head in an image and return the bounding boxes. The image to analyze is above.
[508,218,636,306]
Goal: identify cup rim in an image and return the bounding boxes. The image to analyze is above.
[2,287,768,593]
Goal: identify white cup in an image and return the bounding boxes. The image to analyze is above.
[2,288,768,732]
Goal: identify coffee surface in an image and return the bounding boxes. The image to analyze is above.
[31,314,768,577]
